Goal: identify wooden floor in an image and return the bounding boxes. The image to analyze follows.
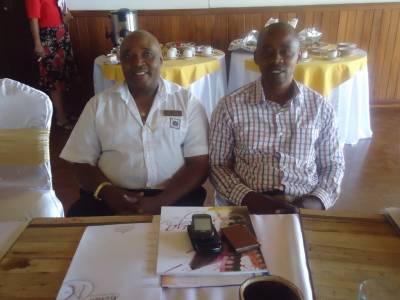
[51,107,400,214]
[333,107,400,212]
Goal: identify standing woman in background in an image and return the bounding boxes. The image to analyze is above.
[25,0,76,129]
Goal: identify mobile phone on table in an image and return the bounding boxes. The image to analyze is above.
[187,214,222,255]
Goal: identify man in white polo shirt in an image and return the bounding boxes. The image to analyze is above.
[60,30,209,216]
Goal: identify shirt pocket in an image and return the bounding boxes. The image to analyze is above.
[154,116,187,145]
[235,121,275,152]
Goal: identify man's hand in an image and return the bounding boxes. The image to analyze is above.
[292,195,325,210]
[242,191,299,214]
[99,185,142,215]
[34,43,45,58]
[126,194,163,215]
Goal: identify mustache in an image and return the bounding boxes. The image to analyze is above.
[269,65,286,71]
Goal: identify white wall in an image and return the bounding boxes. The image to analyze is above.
[210,0,397,8]
[68,0,399,10]
[67,0,208,10]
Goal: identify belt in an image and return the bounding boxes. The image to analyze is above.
[129,189,162,197]
[263,189,285,196]
[263,190,296,202]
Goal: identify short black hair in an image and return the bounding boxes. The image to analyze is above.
[256,22,299,49]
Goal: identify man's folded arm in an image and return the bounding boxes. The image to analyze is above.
[155,96,210,205]
[311,102,345,209]
[211,165,253,205]
[59,99,131,207]
[209,98,253,205]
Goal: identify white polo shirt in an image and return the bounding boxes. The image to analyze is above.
[60,78,209,189]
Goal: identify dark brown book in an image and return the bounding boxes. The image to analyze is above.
[221,224,260,253]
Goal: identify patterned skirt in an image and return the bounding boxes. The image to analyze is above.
[39,24,76,92]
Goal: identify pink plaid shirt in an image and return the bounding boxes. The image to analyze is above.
[210,79,344,209]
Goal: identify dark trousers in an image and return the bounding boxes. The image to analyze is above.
[67,186,207,217]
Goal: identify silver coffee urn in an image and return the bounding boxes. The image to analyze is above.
[109,9,138,46]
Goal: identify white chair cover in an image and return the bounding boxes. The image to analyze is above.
[0,78,64,220]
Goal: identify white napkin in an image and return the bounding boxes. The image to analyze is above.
[0,221,28,260]
[384,207,400,234]
[56,223,161,300]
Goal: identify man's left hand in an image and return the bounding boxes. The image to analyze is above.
[293,195,325,210]
[124,192,162,215]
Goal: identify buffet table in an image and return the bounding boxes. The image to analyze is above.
[94,52,227,120]
[228,51,373,145]
[1,210,399,300]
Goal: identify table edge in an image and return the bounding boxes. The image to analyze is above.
[27,210,384,227]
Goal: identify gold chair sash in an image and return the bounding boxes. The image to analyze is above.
[0,129,50,165]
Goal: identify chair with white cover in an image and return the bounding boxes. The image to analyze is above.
[0,78,64,220]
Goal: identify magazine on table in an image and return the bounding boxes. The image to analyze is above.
[156,206,268,287]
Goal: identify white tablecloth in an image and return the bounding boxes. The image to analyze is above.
[228,51,373,145]
[93,55,227,120]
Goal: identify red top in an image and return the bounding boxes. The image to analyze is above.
[25,0,62,28]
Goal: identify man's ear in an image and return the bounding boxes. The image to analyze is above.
[254,50,259,65]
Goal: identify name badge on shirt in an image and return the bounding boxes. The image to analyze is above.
[162,110,183,117]
[170,118,181,129]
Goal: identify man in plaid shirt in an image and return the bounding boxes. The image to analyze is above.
[210,23,344,214]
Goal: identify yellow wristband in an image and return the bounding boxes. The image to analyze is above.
[93,181,112,201]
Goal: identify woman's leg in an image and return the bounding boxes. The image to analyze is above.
[51,81,69,125]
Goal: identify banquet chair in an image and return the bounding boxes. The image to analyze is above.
[0,78,64,221]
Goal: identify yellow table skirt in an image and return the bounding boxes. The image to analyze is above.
[101,57,221,88]
[245,55,368,96]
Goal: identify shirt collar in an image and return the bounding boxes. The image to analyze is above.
[291,81,303,106]
[251,79,265,105]
[115,77,167,105]
[253,78,303,107]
